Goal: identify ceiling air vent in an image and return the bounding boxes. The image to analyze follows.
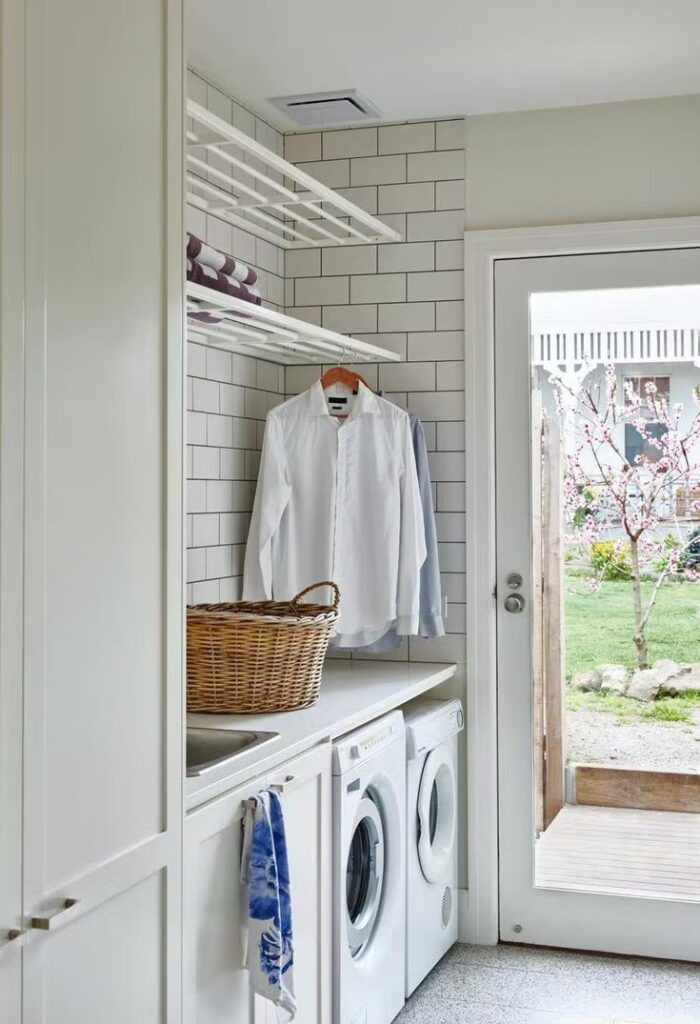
[269,89,383,127]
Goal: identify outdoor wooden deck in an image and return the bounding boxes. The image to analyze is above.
[535,804,700,901]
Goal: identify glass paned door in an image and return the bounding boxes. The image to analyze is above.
[495,248,700,960]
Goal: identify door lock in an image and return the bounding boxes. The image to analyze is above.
[506,573,523,590]
[504,593,525,614]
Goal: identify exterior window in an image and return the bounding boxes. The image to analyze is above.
[623,376,670,465]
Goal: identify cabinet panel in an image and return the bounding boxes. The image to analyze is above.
[0,957,21,1024]
[268,745,332,1024]
[186,744,332,1024]
[185,774,265,1024]
[15,0,184,1018]
[23,0,175,893]
[23,872,166,1024]
[0,0,27,1020]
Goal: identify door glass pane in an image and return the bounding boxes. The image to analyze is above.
[529,284,700,899]
[346,818,373,923]
[429,781,439,844]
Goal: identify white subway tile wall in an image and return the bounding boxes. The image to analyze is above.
[185,74,467,664]
[186,70,286,603]
[284,118,466,664]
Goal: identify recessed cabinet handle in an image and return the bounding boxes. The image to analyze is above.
[0,928,29,956]
[31,898,80,931]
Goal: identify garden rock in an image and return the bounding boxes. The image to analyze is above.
[660,663,700,696]
[570,670,601,691]
[598,664,629,695]
[652,659,681,686]
[627,668,662,702]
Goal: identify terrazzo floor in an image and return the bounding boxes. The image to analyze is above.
[397,942,700,1024]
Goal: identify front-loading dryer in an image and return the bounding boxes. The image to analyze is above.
[332,710,406,1024]
[403,697,464,996]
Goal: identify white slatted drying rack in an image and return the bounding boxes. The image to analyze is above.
[187,282,401,365]
[186,99,402,249]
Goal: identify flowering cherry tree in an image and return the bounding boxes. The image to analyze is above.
[552,363,700,670]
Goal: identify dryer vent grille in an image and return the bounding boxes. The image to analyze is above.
[441,885,453,929]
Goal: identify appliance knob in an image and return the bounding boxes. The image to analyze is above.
[350,744,360,759]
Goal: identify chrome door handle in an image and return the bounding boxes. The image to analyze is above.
[31,898,80,931]
[504,593,525,613]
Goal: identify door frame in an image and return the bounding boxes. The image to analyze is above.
[462,215,700,946]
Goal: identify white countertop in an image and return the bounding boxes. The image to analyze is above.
[186,660,457,810]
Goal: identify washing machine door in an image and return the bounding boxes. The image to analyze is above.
[416,743,456,883]
[345,791,385,958]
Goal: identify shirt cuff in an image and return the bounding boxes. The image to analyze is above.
[395,613,420,636]
[418,610,445,639]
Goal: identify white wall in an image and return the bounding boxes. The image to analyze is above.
[465,93,700,230]
[185,70,287,603]
[185,84,700,611]
[183,77,700,906]
[283,118,468,670]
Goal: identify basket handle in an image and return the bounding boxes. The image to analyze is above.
[289,581,340,611]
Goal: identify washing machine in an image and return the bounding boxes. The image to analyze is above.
[332,710,406,1024]
[403,697,464,996]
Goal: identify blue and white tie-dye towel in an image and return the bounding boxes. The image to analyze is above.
[241,790,296,1020]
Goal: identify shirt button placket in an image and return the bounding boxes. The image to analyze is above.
[332,428,344,583]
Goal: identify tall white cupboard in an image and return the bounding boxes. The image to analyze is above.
[0,0,184,1021]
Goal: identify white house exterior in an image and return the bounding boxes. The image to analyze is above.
[531,286,700,516]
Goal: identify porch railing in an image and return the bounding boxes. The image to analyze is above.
[532,325,700,367]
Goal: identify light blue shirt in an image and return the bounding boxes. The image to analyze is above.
[357,413,444,652]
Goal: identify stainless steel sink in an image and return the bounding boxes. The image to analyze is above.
[186,727,280,777]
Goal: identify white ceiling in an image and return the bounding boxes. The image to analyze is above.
[187,0,700,130]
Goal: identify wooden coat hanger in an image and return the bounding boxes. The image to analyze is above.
[319,364,371,391]
[319,354,374,418]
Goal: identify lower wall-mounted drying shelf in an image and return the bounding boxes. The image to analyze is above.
[187,282,401,365]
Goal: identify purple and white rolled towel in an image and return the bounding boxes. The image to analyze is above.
[187,257,262,306]
[187,232,258,286]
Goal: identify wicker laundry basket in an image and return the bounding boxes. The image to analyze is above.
[186,582,340,714]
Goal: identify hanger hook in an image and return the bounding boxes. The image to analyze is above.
[337,345,347,367]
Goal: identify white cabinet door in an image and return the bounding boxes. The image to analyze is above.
[14,0,184,1019]
[22,872,167,1024]
[266,744,332,1024]
[1,1,30,1020]
[185,743,332,1024]
[185,771,268,1024]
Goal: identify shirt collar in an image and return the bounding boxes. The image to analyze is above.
[307,379,380,418]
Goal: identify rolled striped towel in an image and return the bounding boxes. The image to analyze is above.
[187,258,262,306]
[187,231,258,286]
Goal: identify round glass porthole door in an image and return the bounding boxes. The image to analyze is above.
[346,793,384,957]
[416,745,456,883]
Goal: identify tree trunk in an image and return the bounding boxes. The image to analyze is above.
[629,538,649,670]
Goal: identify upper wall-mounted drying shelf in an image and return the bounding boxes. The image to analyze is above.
[187,282,401,366]
[186,99,402,250]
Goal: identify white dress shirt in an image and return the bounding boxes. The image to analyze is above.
[243,381,427,648]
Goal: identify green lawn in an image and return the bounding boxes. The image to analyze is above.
[565,575,700,678]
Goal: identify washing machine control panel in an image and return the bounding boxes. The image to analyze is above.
[333,710,405,775]
[405,699,464,759]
